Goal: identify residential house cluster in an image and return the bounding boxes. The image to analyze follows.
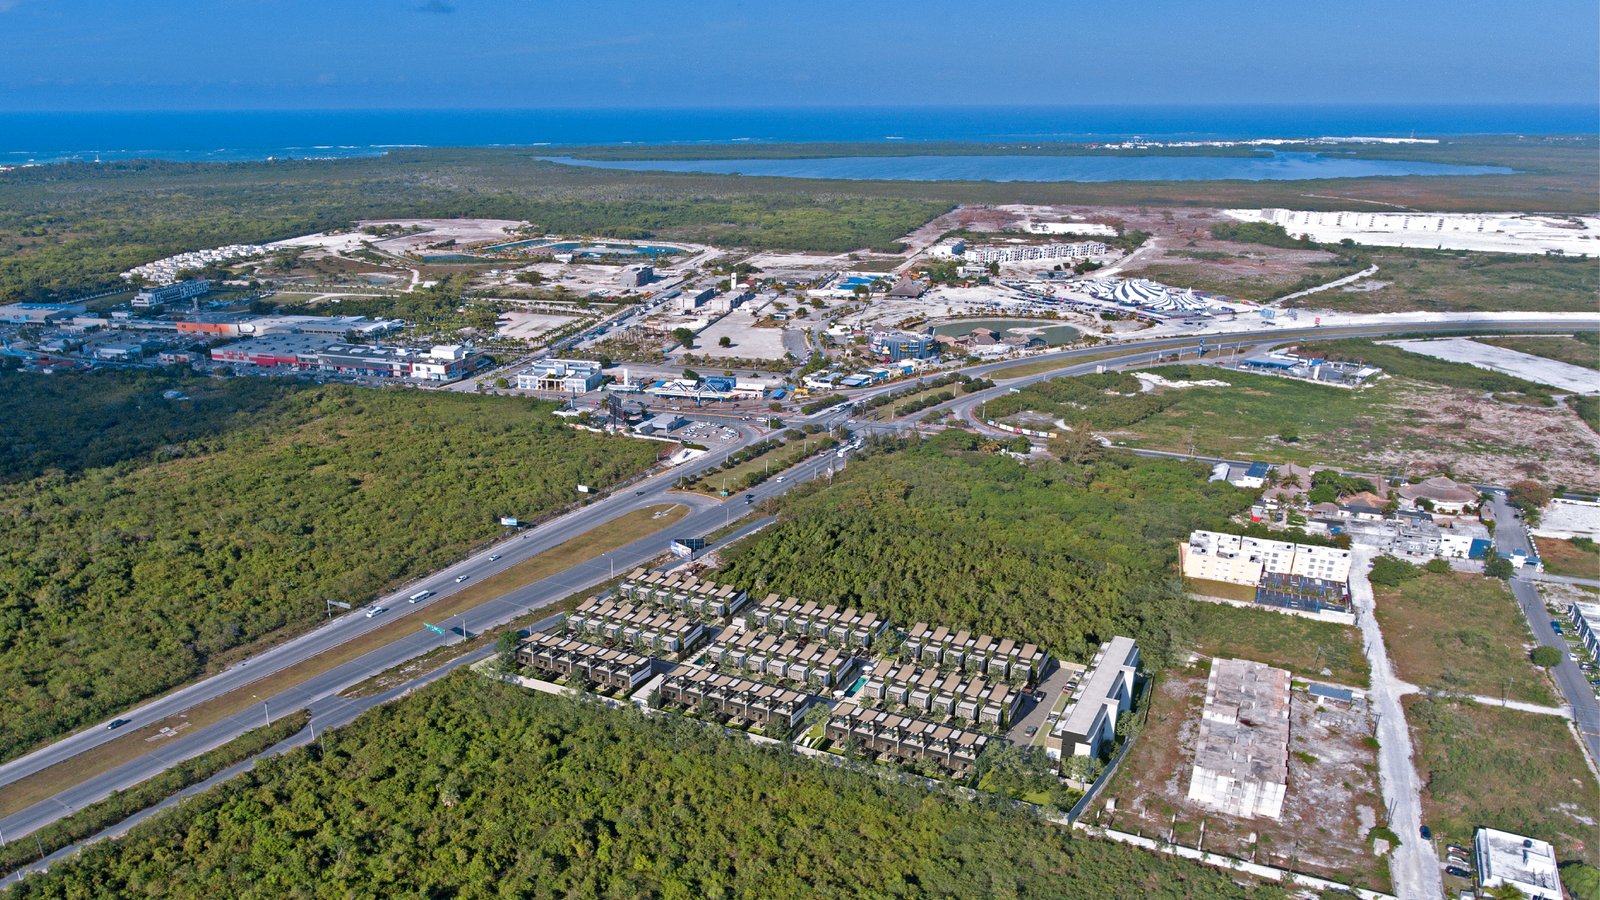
[860,663,1022,728]
[745,596,889,651]
[963,241,1107,264]
[564,598,706,656]
[1046,637,1141,765]
[825,702,990,776]
[705,630,858,689]
[658,667,814,733]
[619,571,751,621]
[515,632,655,692]
[903,623,1049,684]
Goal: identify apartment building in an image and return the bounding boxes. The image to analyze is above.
[746,595,888,650]
[901,623,1048,684]
[1180,530,1352,586]
[825,703,990,776]
[619,570,750,621]
[1572,601,1600,659]
[515,358,604,393]
[564,598,706,656]
[861,662,1022,727]
[1045,636,1140,762]
[964,241,1107,264]
[706,630,857,689]
[657,668,814,731]
[516,632,654,692]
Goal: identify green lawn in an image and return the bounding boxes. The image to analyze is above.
[1190,600,1370,687]
[1375,572,1554,704]
[1408,696,1599,864]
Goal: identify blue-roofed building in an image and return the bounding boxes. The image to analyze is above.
[1307,683,1356,705]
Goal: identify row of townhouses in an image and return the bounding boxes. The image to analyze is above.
[619,570,751,621]
[565,599,706,656]
[964,241,1108,264]
[825,702,991,776]
[515,632,655,692]
[744,596,889,650]
[705,630,858,689]
[903,623,1049,684]
[860,663,1022,728]
[658,668,814,731]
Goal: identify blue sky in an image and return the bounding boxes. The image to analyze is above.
[0,0,1596,110]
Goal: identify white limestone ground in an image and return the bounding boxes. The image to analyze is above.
[1224,209,1600,257]
[1383,338,1600,395]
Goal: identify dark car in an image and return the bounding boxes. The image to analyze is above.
[106,718,129,730]
[1420,825,1432,841]
[1444,865,1471,878]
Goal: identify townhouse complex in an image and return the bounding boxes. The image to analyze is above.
[903,623,1048,683]
[861,663,1023,728]
[745,595,889,651]
[564,598,707,656]
[825,702,990,776]
[705,630,857,689]
[619,569,751,621]
[658,668,815,732]
[515,632,655,692]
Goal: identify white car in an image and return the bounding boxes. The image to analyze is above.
[366,606,387,618]
[456,574,470,583]
[489,554,501,561]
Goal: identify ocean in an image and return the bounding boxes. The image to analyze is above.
[1,105,1593,167]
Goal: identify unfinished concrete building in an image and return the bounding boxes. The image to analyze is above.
[1187,658,1291,819]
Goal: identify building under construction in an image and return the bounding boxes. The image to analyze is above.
[1186,657,1291,819]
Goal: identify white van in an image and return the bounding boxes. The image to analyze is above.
[408,590,433,604]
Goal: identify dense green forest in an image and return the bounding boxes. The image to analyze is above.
[13,677,1283,899]
[3,137,1595,303]
[716,434,1251,667]
[0,368,303,483]
[0,374,658,760]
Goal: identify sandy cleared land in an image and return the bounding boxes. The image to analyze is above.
[497,311,577,341]
[691,311,790,361]
[1385,338,1600,395]
[1227,209,1600,256]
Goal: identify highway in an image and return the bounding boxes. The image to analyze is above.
[1,312,1593,847]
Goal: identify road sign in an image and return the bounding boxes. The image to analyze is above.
[326,600,351,610]
[422,623,446,636]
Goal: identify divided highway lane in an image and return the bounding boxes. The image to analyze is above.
[0,424,763,793]
[0,442,842,843]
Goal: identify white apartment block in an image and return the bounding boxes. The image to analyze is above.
[1181,530,1351,586]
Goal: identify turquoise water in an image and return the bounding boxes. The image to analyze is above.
[540,151,1515,183]
[4,105,1591,165]
[847,675,867,696]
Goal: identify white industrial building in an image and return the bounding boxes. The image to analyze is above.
[1474,827,1562,900]
[1225,209,1600,257]
[1187,658,1290,820]
[516,358,605,393]
[1180,530,1352,586]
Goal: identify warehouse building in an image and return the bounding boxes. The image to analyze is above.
[745,596,888,650]
[0,302,85,325]
[1187,658,1291,820]
[516,632,654,692]
[825,702,989,776]
[1046,636,1140,762]
[210,333,341,367]
[618,570,750,621]
[902,623,1048,684]
[705,631,857,689]
[658,668,814,732]
[861,663,1022,727]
